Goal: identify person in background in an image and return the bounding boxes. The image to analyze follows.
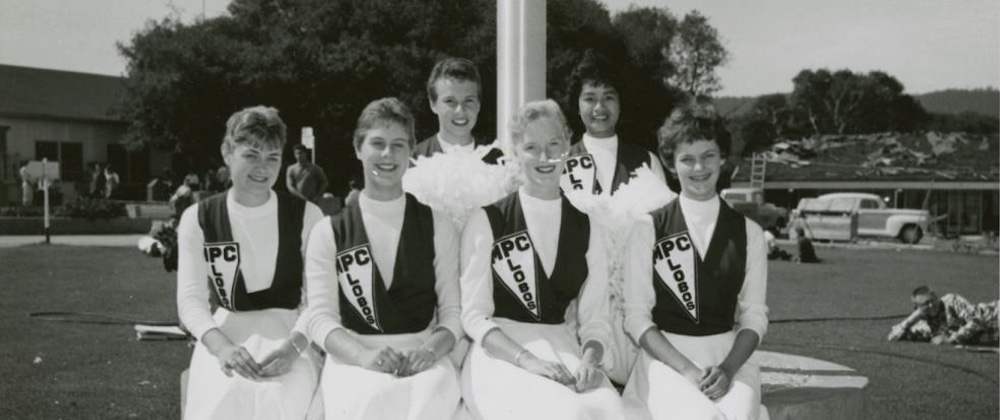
[888,286,998,346]
[286,144,330,203]
[19,161,35,206]
[89,163,107,198]
[216,164,231,190]
[176,106,324,419]
[624,103,768,420]
[184,171,201,192]
[104,165,120,199]
[412,57,503,164]
[794,227,820,263]
[202,168,218,192]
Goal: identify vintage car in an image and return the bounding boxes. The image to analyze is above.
[720,188,789,230]
[790,192,930,244]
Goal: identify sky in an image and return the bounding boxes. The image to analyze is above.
[1,0,997,97]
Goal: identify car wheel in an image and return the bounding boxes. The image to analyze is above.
[899,225,923,244]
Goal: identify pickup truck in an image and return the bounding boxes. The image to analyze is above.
[790,192,930,244]
[720,188,788,230]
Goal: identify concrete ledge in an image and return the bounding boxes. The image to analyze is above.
[754,350,869,420]
[0,217,153,235]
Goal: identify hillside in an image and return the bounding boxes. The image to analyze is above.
[915,88,999,118]
[714,88,1000,119]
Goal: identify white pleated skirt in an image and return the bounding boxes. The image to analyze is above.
[320,328,461,420]
[184,308,323,420]
[461,319,628,420]
[623,330,763,420]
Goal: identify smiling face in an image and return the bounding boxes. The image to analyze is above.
[671,139,723,201]
[430,78,480,143]
[912,292,942,318]
[514,117,570,196]
[356,122,411,196]
[577,81,620,138]
[223,143,283,200]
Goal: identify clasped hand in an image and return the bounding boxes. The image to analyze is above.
[687,365,732,400]
[518,353,604,392]
[218,339,299,380]
[359,346,437,376]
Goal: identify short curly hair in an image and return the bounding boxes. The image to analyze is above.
[656,102,731,165]
[222,106,286,152]
[564,49,624,118]
[352,97,416,150]
[426,57,482,102]
[507,99,573,150]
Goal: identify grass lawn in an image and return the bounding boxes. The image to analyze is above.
[0,244,996,419]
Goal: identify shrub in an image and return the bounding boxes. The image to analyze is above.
[55,197,128,220]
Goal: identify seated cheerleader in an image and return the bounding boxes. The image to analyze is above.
[623,103,769,420]
[177,106,325,420]
[304,98,462,420]
[460,99,626,420]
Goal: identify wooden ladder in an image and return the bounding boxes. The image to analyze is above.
[750,152,767,190]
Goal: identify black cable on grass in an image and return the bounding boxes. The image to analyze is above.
[770,314,909,324]
[28,311,177,327]
[767,341,999,385]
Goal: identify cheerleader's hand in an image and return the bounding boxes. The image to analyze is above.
[518,354,575,387]
[217,344,263,380]
[258,340,299,378]
[359,347,406,375]
[399,348,437,377]
[574,359,605,392]
[699,365,732,400]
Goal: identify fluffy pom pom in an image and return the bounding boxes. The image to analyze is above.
[403,143,520,228]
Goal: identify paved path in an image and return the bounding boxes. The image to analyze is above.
[0,234,143,248]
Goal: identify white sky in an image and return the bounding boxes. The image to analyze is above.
[1,0,997,96]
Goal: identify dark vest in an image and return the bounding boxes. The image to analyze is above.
[484,192,589,324]
[569,139,652,195]
[331,193,438,335]
[412,135,504,164]
[198,191,305,312]
[649,198,747,336]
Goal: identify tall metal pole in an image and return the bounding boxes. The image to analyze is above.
[497,0,546,151]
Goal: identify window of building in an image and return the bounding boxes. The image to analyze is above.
[35,141,84,181]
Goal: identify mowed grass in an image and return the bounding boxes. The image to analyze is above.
[0,244,996,419]
[0,245,187,420]
[764,245,999,420]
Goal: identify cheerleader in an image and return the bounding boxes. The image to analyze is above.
[177,106,324,420]
[304,98,462,420]
[460,99,626,420]
[623,104,769,420]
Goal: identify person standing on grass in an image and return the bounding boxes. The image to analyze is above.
[459,100,626,420]
[19,161,35,206]
[888,286,999,346]
[624,103,769,420]
[103,165,120,199]
[176,106,324,420]
[286,144,330,203]
[304,98,463,420]
[412,57,503,164]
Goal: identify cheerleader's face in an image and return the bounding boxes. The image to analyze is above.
[514,117,570,190]
[578,81,620,138]
[223,142,282,197]
[356,122,411,190]
[430,78,481,140]
[671,139,723,202]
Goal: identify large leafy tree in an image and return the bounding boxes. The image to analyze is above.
[667,10,728,99]
[118,0,729,192]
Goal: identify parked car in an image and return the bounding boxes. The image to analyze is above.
[720,188,789,230]
[790,192,930,244]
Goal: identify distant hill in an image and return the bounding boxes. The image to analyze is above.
[714,88,999,119]
[914,88,999,118]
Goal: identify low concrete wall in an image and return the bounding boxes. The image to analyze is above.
[0,217,153,235]
[755,351,869,420]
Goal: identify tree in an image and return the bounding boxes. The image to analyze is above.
[667,11,728,99]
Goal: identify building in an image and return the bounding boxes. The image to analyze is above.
[0,64,170,204]
[731,133,1000,237]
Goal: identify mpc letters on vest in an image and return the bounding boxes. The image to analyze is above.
[204,242,241,309]
[336,244,381,332]
[491,231,541,319]
[652,232,699,322]
[559,153,597,194]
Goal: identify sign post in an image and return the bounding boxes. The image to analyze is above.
[302,127,315,164]
[26,159,60,244]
